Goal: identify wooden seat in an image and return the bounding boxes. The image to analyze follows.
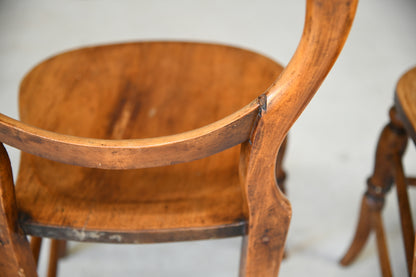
[341,66,416,277]
[0,1,358,276]
[16,42,281,243]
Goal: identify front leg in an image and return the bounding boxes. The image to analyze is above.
[239,136,291,277]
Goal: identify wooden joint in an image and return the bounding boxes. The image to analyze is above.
[248,94,268,145]
[366,178,392,195]
[257,94,267,114]
[364,191,385,211]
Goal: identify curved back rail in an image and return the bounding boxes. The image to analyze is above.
[0,102,260,169]
[0,0,358,170]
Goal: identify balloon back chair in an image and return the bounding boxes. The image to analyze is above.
[0,0,357,276]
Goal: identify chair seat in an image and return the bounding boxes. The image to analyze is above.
[14,41,283,243]
[395,67,416,140]
[16,146,246,243]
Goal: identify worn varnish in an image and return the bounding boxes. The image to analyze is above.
[0,0,358,276]
[341,67,416,277]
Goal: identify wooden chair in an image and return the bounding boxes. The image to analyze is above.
[341,66,416,277]
[0,1,357,276]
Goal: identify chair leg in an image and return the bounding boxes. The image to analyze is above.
[372,209,393,277]
[394,154,414,275]
[341,191,393,277]
[57,240,67,259]
[275,136,288,259]
[340,107,408,276]
[238,141,292,277]
[47,240,67,277]
[239,205,291,277]
[340,196,372,265]
[30,236,43,265]
[412,235,416,277]
[0,143,38,276]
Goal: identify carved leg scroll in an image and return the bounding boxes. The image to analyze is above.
[341,107,408,277]
[0,143,37,277]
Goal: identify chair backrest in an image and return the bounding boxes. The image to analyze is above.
[0,0,358,171]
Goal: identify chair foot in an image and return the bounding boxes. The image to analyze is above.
[340,196,372,266]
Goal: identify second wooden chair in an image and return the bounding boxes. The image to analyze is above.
[341,66,416,277]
